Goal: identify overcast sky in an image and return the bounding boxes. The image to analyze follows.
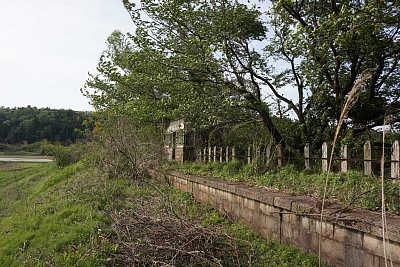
[0,0,134,111]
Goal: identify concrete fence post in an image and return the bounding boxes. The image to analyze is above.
[226,146,229,162]
[364,141,372,176]
[265,144,272,166]
[219,147,223,163]
[322,142,329,172]
[213,146,217,162]
[247,146,251,165]
[203,147,207,162]
[256,146,260,160]
[304,143,311,170]
[208,146,212,163]
[198,149,202,162]
[391,140,399,179]
[232,146,236,161]
[277,144,283,167]
[341,144,348,173]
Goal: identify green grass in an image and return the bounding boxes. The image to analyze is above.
[0,162,118,266]
[0,161,320,266]
[108,177,320,266]
[163,187,321,266]
[172,161,400,215]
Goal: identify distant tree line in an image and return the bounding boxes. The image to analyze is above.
[0,106,90,144]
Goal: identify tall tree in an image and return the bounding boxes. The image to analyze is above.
[271,0,400,142]
[84,0,400,148]
[92,0,289,145]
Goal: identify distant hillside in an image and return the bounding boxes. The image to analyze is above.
[0,106,90,144]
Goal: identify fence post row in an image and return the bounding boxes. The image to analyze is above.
[194,140,399,180]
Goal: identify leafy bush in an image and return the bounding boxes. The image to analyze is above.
[221,160,242,176]
[42,142,85,167]
[242,156,269,176]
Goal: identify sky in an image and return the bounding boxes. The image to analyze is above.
[0,0,135,111]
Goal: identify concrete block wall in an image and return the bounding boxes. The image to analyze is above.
[149,170,400,267]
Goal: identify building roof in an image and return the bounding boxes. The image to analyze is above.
[166,119,185,133]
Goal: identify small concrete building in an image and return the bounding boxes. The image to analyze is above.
[164,119,197,162]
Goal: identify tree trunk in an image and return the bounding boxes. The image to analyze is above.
[257,106,286,148]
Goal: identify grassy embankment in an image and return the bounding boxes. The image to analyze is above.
[0,161,320,266]
[0,161,116,266]
[171,161,400,215]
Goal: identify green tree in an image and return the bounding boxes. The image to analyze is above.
[271,0,400,143]
[83,29,258,130]
[0,107,90,144]
[84,0,399,149]
[84,1,289,145]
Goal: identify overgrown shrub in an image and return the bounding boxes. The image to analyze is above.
[242,156,269,176]
[221,160,242,176]
[87,116,165,180]
[42,142,85,167]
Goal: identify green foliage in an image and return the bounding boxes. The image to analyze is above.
[0,158,320,265]
[271,0,400,141]
[216,120,276,147]
[0,142,43,154]
[84,0,400,149]
[84,1,287,145]
[164,185,320,266]
[36,163,82,193]
[201,212,229,226]
[222,160,243,176]
[0,106,91,144]
[174,162,400,215]
[242,156,270,177]
[0,162,119,266]
[42,142,85,167]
